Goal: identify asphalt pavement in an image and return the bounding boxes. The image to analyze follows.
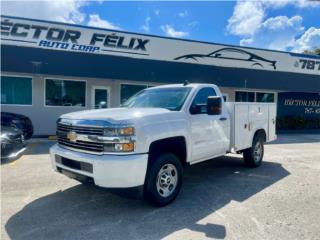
[1,134,320,240]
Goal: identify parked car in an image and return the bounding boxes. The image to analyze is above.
[1,125,26,160]
[50,83,277,206]
[1,112,33,139]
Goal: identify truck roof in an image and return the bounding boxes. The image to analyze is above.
[151,83,217,89]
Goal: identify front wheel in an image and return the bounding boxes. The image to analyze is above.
[243,135,264,168]
[144,153,183,207]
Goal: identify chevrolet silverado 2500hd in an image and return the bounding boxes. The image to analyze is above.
[50,83,276,206]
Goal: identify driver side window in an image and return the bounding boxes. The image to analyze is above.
[190,87,216,114]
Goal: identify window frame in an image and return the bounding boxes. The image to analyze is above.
[44,77,87,108]
[1,74,33,106]
[235,90,277,103]
[256,92,275,103]
[91,85,111,109]
[235,90,256,102]
[119,82,153,105]
[189,87,217,115]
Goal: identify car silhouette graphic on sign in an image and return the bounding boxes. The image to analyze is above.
[174,47,277,70]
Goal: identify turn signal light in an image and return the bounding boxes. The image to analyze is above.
[122,143,135,152]
[119,127,135,136]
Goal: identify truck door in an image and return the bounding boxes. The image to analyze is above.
[189,87,228,162]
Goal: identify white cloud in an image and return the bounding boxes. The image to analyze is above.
[227,0,320,51]
[293,27,320,52]
[1,0,86,24]
[178,10,188,18]
[227,0,320,38]
[2,1,121,31]
[254,0,320,9]
[140,17,151,32]
[161,24,189,38]
[87,14,120,30]
[240,15,305,50]
[227,1,265,37]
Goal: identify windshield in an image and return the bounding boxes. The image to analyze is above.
[122,87,191,111]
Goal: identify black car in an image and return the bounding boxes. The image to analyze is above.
[1,112,33,139]
[1,125,26,160]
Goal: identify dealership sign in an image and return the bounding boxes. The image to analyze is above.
[1,15,320,76]
[278,92,320,118]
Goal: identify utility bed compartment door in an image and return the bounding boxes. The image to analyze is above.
[268,105,277,141]
[234,104,251,151]
[226,102,277,152]
[249,104,268,134]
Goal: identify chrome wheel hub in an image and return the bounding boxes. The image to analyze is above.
[156,164,178,198]
[254,141,262,162]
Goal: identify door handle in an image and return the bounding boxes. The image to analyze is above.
[219,117,227,121]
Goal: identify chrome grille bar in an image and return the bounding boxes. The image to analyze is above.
[57,123,104,136]
[58,137,104,153]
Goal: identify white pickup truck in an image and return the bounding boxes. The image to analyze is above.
[50,83,276,206]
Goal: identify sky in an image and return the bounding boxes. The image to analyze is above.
[1,0,320,53]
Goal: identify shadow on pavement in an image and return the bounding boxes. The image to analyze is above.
[5,155,289,240]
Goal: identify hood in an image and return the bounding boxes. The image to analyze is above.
[61,107,171,123]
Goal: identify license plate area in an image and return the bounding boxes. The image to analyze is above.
[55,155,93,173]
[57,167,94,184]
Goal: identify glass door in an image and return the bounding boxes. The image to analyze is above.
[92,86,110,109]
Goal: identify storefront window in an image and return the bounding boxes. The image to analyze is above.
[45,79,86,107]
[1,76,32,105]
[256,92,275,102]
[235,91,255,102]
[120,84,147,104]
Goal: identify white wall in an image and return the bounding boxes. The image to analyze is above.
[1,72,160,135]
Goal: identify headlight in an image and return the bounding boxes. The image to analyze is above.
[103,127,135,136]
[102,126,135,152]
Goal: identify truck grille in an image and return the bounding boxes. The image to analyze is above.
[57,123,104,136]
[57,123,104,154]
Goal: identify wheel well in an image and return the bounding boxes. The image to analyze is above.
[254,129,267,142]
[148,136,187,167]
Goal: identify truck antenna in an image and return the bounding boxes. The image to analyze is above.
[183,80,189,86]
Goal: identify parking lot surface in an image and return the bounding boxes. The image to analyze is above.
[1,134,320,240]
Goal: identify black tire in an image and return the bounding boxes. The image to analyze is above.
[243,134,264,168]
[144,153,183,207]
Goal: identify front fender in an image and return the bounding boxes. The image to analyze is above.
[134,113,191,162]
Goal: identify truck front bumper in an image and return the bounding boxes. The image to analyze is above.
[50,144,148,188]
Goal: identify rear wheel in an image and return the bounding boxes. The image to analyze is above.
[243,134,264,167]
[144,153,183,207]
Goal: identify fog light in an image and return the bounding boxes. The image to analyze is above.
[114,143,123,151]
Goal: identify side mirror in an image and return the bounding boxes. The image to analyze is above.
[207,96,222,115]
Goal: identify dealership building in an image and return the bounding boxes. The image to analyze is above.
[1,15,320,136]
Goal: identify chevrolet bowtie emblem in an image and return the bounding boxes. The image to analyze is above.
[67,131,77,142]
